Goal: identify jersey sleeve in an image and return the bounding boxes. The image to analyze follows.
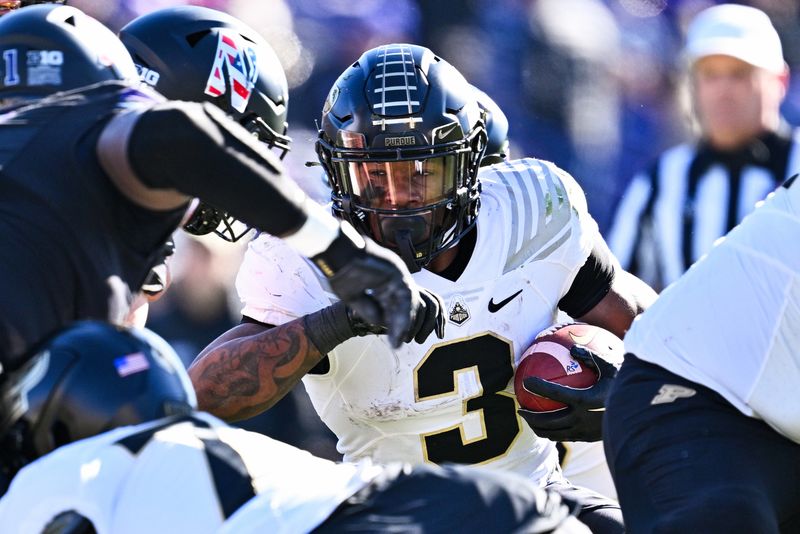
[235,233,334,326]
[514,159,599,299]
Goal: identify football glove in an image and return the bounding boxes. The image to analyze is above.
[518,345,619,442]
[304,289,445,355]
[311,223,445,348]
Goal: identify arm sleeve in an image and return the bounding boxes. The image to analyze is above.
[114,100,310,238]
[558,234,616,318]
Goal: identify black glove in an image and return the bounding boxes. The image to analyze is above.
[311,223,445,348]
[518,345,619,442]
[304,289,445,355]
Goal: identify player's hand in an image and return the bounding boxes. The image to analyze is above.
[347,287,445,344]
[517,345,618,442]
[313,223,445,347]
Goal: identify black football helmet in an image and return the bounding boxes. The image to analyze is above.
[317,44,487,271]
[0,4,137,100]
[0,321,196,481]
[119,6,291,242]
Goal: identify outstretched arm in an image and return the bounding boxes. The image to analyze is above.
[190,291,445,421]
[97,98,446,347]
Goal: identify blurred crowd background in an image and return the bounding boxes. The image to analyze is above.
[67,0,800,459]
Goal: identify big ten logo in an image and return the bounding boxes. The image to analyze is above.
[26,50,63,67]
[135,64,160,87]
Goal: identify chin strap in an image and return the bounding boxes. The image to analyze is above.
[393,229,421,273]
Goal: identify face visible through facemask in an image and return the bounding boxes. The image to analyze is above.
[350,157,452,210]
[347,157,455,251]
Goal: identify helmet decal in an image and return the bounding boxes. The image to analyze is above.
[204,28,258,114]
[0,5,138,98]
[369,44,424,129]
[113,351,150,378]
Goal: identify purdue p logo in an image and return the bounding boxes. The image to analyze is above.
[650,384,696,405]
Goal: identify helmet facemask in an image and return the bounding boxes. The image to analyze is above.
[182,119,291,243]
[320,120,486,272]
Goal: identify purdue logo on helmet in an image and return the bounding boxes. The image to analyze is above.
[316,43,488,272]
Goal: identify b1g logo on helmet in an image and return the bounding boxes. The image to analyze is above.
[26,49,64,86]
[204,29,258,114]
[135,64,160,87]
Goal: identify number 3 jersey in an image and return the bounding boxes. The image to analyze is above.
[237,158,600,483]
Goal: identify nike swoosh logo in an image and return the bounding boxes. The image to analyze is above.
[437,123,458,140]
[487,289,523,313]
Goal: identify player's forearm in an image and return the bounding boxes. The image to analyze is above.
[188,320,325,421]
[100,100,312,237]
[578,271,657,339]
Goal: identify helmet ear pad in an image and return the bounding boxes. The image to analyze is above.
[317,44,488,270]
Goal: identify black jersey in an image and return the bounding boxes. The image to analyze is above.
[0,82,186,369]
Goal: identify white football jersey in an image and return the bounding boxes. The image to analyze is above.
[559,441,616,499]
[625,179,800,443]
[237,158,600,484]
[0,413,380,534]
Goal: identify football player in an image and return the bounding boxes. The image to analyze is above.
[0,6,442,376]
[0,321,590,533]
[190,44,657,532]
[601,179,800,530]
[117,5,294,328]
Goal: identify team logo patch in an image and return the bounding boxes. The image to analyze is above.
[135,64,161,87]
[650,384,696,405]
[204,29,258,113]
[114,352,150,377]
[26,49,63,86]
[448,295,471,326]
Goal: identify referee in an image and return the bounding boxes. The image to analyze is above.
[608,3,799,291]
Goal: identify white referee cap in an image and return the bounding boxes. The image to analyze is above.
[686,3,784,74]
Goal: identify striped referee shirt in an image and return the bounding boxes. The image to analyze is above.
[608,128,800,291]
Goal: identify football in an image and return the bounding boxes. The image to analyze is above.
[514,323,623,412]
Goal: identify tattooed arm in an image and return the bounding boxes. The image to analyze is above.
[188,301,383,421]
[188,318,324,422]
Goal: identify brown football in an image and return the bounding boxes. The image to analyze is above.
[515,323,623,412]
